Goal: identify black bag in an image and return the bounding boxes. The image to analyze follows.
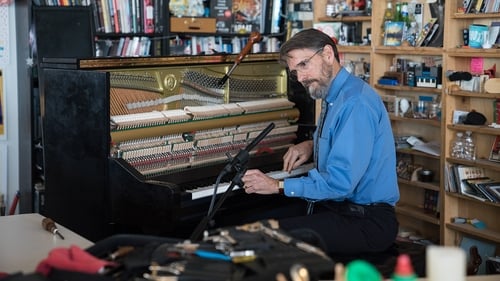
[79,223,334,281]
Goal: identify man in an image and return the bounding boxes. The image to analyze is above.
[241,29,400,255]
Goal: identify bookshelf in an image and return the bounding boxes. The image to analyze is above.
[441,0,500,252]
[311,0,500,250]
[32,0,287,58]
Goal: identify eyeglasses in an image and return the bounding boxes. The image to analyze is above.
[288,48,324,81]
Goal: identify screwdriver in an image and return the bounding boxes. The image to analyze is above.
[42,217,65,239]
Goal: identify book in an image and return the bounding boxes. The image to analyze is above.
[482,182,500,202]
[476,181,500,202]
[462,177,498,202]
[212,0,233,33]
[143,0,154,34]
[453,165,488,201]
[489,135,500,162]
[383,21,404,46]
[232,0,265,33]
[415,18,437,47]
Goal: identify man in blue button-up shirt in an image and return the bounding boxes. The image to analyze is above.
[242,29,400,255]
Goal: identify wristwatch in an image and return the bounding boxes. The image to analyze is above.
[278,180,284,195]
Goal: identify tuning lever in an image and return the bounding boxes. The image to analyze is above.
[42,217,65,239]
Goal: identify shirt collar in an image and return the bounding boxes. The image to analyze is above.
[325,67,349,104]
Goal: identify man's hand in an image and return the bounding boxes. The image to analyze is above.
[283,140,313,172]
[242,169,279,194]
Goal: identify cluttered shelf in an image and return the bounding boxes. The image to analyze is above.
[396,203,440,226]
[446,222,500,244]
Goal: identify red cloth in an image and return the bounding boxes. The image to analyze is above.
[36,245,116,276]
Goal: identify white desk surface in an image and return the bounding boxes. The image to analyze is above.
[0,213,94,274]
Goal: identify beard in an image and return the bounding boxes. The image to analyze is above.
[301,61,334,100]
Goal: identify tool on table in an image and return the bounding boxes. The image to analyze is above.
[42,217,65,239]
[217,32,262,86]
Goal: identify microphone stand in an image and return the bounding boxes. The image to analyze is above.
[189,122,275,241]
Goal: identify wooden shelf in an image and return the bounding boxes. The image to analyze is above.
[398,178,440,192]
[317,15,371,22]
[446,124,500,135]
[397,148,441,160]
[446,48,500,58]
[446,222,500,244]
[374,46,443,56]
[375,84,442,94]
[451,12,500,19]
[390,115,442,128]
[447,90,500,99]
[446,157,500,172]
[446,191,500,208]
[396,204,440,225]
[337,45,372,54]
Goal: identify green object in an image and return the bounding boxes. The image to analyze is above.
[345,260,382,281]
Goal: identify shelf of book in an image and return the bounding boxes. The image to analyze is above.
[446,222,500,244]
[397,148,441,160]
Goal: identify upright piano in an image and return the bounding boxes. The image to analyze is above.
[39,53,316,242]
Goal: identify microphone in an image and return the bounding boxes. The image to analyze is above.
[217,32,262,86]
[189,122,275,241]
[222,122,275,175]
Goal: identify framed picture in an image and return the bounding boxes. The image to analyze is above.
[384,21,404,46]
[489,135,500,162]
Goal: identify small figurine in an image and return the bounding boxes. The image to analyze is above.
[353,0,366,11]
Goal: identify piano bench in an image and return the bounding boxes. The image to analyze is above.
[329,240,427,278]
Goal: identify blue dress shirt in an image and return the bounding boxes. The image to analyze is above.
[284,68,400,206]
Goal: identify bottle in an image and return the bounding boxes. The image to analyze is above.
[394,1,402,22]
[463,130,476,160]
[450,132,464,159]
[383,1,395,23]
[382,1,395,34]
[392,254,417,281]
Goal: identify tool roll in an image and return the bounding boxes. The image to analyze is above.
[61,221,334,281]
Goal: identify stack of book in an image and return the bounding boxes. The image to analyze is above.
[445,164,500,203]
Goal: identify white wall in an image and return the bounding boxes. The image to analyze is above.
[0,0,31,215]
[0,1,19,214]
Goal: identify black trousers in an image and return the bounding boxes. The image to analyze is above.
[278,200,399,256]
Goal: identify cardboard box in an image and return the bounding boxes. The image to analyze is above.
[170,17,216,33]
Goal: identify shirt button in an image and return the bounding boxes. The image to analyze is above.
[291,191,295,195]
